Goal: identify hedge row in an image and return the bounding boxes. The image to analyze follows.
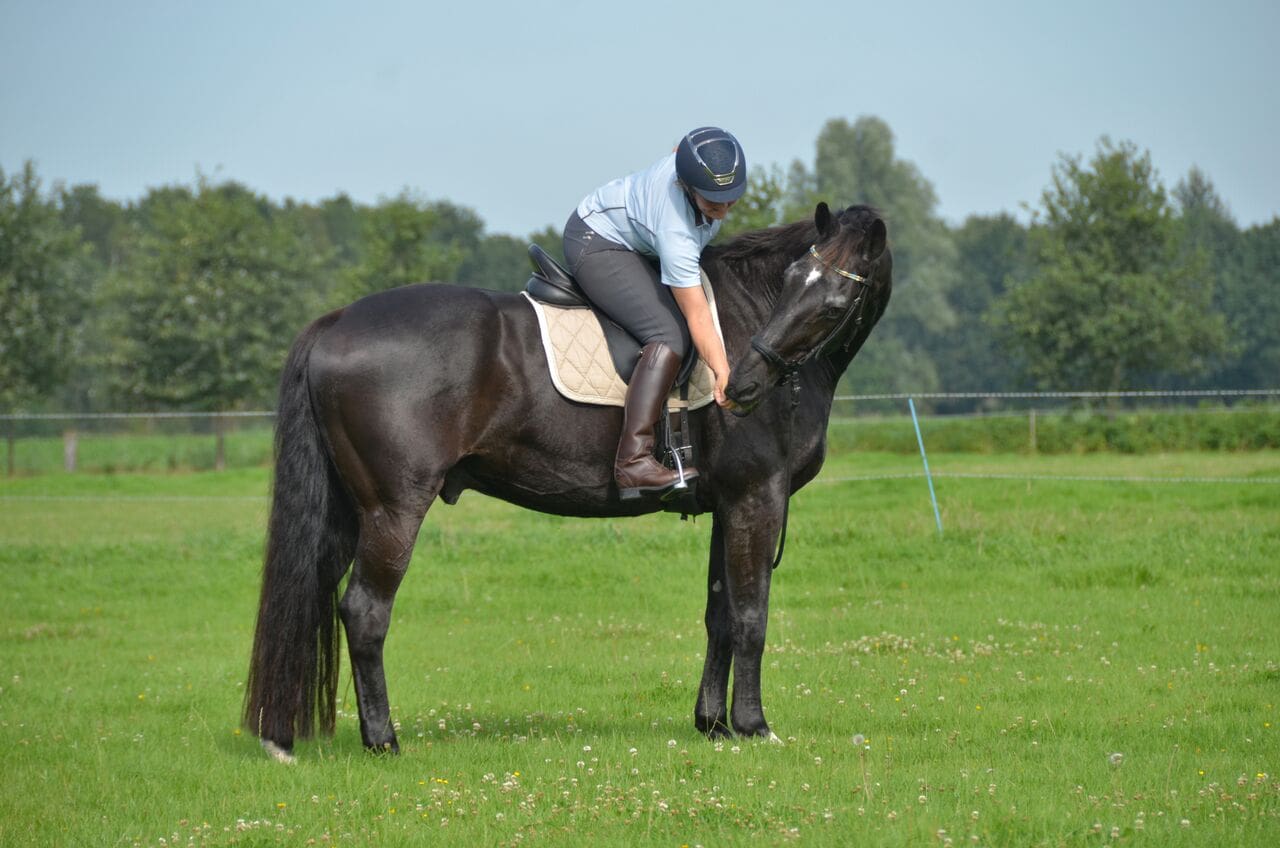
[827,407,1280,455]
[4,407,1278,475]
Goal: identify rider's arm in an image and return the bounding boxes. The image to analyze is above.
[671,285,732,408]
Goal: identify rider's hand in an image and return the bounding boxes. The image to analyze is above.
[714,369,736,409]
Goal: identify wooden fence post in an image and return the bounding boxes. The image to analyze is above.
[214,414,226,472]
[63,429,78,472]
[1029,408,1038,453]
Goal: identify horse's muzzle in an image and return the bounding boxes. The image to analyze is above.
[724,379,762,416]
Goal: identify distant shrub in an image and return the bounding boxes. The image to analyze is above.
[827,407,1280,455]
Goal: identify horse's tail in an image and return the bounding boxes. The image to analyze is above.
[243,310,357,745]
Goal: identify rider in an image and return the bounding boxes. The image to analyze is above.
[563,127,746,500]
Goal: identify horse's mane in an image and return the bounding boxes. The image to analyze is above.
[711,205,884,298]
[717,219,817,264]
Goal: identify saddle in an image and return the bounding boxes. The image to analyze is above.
[521,245,719,410]
[522,245,721,516]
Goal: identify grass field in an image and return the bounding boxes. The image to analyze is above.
[1,451,1278,846]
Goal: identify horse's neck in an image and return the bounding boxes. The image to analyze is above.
[710,252,791,335]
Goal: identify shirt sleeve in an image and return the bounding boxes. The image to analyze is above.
[654,228,705,289]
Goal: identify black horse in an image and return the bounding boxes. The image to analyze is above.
[243,203,891,760]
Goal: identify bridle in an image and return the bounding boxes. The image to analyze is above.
[749,244,875,379]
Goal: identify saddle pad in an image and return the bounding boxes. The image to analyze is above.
[524,270,723,410]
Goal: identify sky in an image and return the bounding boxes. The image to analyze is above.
[2,0,1277,238]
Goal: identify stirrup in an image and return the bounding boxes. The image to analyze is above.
[616,459,698,502]
[659,446,692,501]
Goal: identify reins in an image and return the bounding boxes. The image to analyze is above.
[770,371,802,570]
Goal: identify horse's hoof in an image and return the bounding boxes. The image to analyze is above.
[261,739,296,764]
[765,732,784,745]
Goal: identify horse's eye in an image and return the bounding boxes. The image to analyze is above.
[823,304,845,320]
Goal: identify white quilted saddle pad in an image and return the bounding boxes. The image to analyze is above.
[523,270,723,410]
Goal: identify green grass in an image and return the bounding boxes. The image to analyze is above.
[1,452,1278,846]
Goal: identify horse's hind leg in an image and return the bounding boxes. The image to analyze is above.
[339,501,430,753]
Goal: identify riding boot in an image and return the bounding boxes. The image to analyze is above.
[615,343,699,501]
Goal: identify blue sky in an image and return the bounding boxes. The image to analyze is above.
[2,0,1276,237]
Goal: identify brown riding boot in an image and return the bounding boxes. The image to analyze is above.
[615,343,699,500]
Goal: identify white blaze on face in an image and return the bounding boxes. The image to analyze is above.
[804,266,823,286]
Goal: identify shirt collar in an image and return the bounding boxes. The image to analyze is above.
[681,184,712,228]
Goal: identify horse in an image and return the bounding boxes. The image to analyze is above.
[242,202,892,761]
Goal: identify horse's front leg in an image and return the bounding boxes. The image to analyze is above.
[695,520,732,737]
[719,486,786,739]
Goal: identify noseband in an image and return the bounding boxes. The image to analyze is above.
[750,245,874,379]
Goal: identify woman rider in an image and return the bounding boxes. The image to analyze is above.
[562,127,746,501]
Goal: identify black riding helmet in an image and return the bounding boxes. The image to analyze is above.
[675,127,748,203]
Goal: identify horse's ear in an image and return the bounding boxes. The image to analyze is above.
[814,202,835,239]
[863,218,887,261]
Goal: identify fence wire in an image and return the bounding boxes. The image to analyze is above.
[3,390,1277,483]
[814,472,1280,486]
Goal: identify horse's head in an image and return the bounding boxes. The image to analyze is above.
[725,203,890,415]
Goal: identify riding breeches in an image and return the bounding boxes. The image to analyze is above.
[562,211,692,362]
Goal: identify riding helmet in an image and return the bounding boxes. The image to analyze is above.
[675,127,748,203]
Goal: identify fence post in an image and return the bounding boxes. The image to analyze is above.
[1029,408,1037,453]
[63,429,78,472]
[5,425,13,477]
[908,398,944,536]
[214,413,226,472]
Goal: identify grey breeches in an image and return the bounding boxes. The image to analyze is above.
[562,211,691,361]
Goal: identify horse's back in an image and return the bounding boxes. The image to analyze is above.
[303,284,542,503]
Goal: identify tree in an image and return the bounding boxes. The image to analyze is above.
[938,214,1032,402]
[103,179,321,462]
[339,192,470,302]
[317,193,364,266]
[0,162,89,412]
[1168,169,1280,390]
[1215,219,1280,388]
[456,233,534,292]
[786,117,959,394]
[59,183,127,271]
[1174,167,1238,263]
[997,138,1227,393]
[716,165,787,240]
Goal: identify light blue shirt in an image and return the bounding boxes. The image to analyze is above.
[576,153,720,289]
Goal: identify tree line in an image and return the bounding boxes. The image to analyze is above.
[3,116,1276,416]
